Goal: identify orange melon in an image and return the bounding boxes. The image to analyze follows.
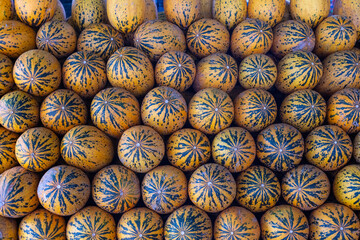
[0,216,17,239]
[199,0,212,18]
[36,21,77,58]
[15,0,56,27]
[107,0,145,34]
[13,49,61,97]
[281,0,291,22]
[0,127,18,174]
[0,53,14,96]
[314,15,357,58]
[71,0,106,31]
[134,20,186,62]
[164,0,200,29]
[355,132,360,163]
[213,0,247,30]
[248,0,286,27]
[334,0,360,40]
[193,52,238,93]
[290,0,330,28]
[0,20,36,59]
[51,0,66,21]
[144,0,158,21]
[271,20,315,58]
[187,18,230,59]
[0,0,14,21]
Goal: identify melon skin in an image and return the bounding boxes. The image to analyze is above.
[0,127,19,174]
[52,0,66,21]
[290,0,330,28]
[71,0,106,31]
[0,0,14,21]
[15,0,57,27]
[144,0,158,21]
[0,216,17,239]
[334,0,360,40]
[248,0,286,27]
[164,0,200,29]
[0,53,14,96]
[213,0,247,30]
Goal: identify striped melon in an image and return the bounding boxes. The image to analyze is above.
[0,53,13,96]
[282,164,330,211]
[92,165,140,214]
[257,123,304,172]
[167,128,211,171]
[51,0,66,21]
[0,90,39,133]
[355,132,360,163]
[314,15,357,58]
[107,47,154,97]
[248,0,286,27]
[213,0,247,30]
[37,165,90,216]
[141,86,187,135]
[19,209,66,240]
[0,0,14,21]
[290,0,330,28]
[334,0,360,40]
[230,18,273,59]
[118,125,164,173]
[236,166,281,212]
[134,20,186,62]
[71,0,106,31]
[15,0,56,27]
[0,216,17,239]
[193,52,238,93]
[0,127,18,174]
[117,207,163,240]
[214,206,260,240]
[238,54,277,90]
[188,163,236,213]
[334,165,360,210]
[40,89,87,135]
[280,90,327,133]
[186,18,230,59]
[164,0,200,29]
[142,165,187,214]
[13,49,61,97]
[36,21,77,58]
[234,88,277,132]
[90,87,140,138]
[66,206,116,240]
[309,203,360,240]
[15,127,60,172]
[0,166,39,218]
[212,127,256,173]
[164,205,212,240]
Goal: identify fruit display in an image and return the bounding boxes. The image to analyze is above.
[1,0,360,239]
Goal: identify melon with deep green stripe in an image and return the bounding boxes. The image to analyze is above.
[0,127,19,174]
[213,0,247,30]
[334,165,360,210]
[164,0,200,29]
[290,0,330,28]
[15,0,56,27]
[71,0,106,31]
[248,0,285,27]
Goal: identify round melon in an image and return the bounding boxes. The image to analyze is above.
[90,87,140,138]
[15,0,56,27]
[118,125,164,173]
[305,125,352,171]
[36,21,77,58]
[52,0,66,21]
[0,0,14,21]
[315,51,360,96]
[280,89,327,133]
[167,128,211,172]
[61,125,114,172]
[214,206,260,240]
[16,127,59,172]
[290,0,330,28]
[355,132,360,163]
[230,18,273,59]
[236,166,281,212]
[0,216,17,239]
[0,53,13,96]
[334,165,360,210]
[213,0,247,30]
[107,47,154,97]
[248,0,286,27]
[141,86,187,135]
[234,88,277,132]
[276,51,323,94]
[309,203,360,240]
[71,0,105,31]
[0,20,36,58]
[327,88,360,134]
[193,52,238,93]
[271,20,315,58]
[164,205,212,240]
[261,205,309,240]
[257,123,304,172]
[144,0,158,21]
[66,206,116,240]
[14,49,61,97]
[134,20,186,62]
[37,165,90,216]
[282,164,330,211]
[164,0,200,29]
[19,209,66,240]
[334,0,360,40]
[63,51,107,98]
[212,127,256,173]
[0,90,39,133]
[189,87,234,135]
[189,163,236,213]
[40,89,87,135]
[155,51,195,92]
[0,127,19,174]
[238,54,277,90]
[92,165,140,214]
[0,166,39,218]
[142,165,187,214]
[186,18,230,59]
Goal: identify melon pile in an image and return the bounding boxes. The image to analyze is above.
[1,0,360,239]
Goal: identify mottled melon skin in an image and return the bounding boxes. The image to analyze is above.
[213,0,247,30]
[72,0,106,31]
[15,0,57,27]
[290,0,330,28]
[334,0,360,40]
[164,0,200,29]
[248,0,286,27]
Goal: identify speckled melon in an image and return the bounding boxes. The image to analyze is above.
[248,0,286,27]
[0,0,14,21]
[0,127,18,174]
[71,0,106,31]
[51,0,66,21]
[290,0,330,28]
[164,0,200,29]
[213,0,247,30]
[334,165,360,210]
[0,216,17,239]
[334,0,360,40]
[144,0,158,21]
[15,0,56,27]
[0,53,14,96]
[199,0,212,18]
[355,132,360,163]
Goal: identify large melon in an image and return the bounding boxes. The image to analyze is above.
[290,0,330,28]
[334,0,360,40]
[248,0,286,27]
[0,53,14,96]
[164,0,200,29]
[213,0,247,30]
[71,0,106,31]
[0,127,18,174]
[15,0,56,27]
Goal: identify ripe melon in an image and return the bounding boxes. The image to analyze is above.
[213,0,247,30]
[0,53,13,96]
[290,0,330,28]
[51,0,66,21]
[71,0,106,31]
[248,0,286,27]
[0,0,14,21]
[355,132,360,163]
[0,127,18,174]
[334,0,360,40]
[164,0,200,29]
[0,216,17,239]
[144,0,158,21]
[334,165,360,210]
[15,0,56,27]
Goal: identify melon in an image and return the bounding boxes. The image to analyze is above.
[0,127,18,174]
[52,0,66,21]
[0,0,14,21]
[144,0,158,21]
[355,132,360,163]
[0,216,17,239]
[334,0,360,40]
[71,0,106,31]
[248,0,286,27]
[213,0,247,30]
[0,53,14,96]
[15,0,56,27]
[334,165,360,210]
[290,0,330,28]
[164,0,200,29]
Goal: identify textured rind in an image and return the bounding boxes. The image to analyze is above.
[213,0,247,30]
[15,0,56,27]
[248,0,286,27]
[334,0,360,40]
[290,0,330,28]
[0,0,14,21]
[72,0,106,31]
[164,0,200,29]
[0,127,19,174]
[0,53,13,96]
[355,132,360,163]
[0,216,17,239]
[51,0,66,21]
[334,165,360,210]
